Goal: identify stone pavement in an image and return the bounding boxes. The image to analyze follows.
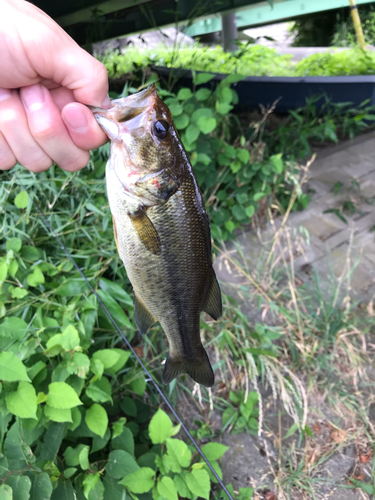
[214,133,375,498]
[215,131,375,304]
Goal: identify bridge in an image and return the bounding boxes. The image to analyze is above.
[32,0,374,45]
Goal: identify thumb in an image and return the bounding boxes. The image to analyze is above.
[55,47,111,108]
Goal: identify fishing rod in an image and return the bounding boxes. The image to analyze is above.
[17,174,235,500]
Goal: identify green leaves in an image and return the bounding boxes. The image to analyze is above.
[27,266,45,287]
[197,116,217,134]
[30,473,53,500]
[119,467,155,493]
[92,349,124,370]
[99,278,132,307]
[237,148,250,164]
[86,378,112,403]
[96,290,133,330]
[55,279,87,296]
[149,409,173,444]
[194,72,215,85]
[174,114,189,129]
[0,352,30,382]
[14,191,28,209]
[6,381,37,419]
[85,404,108,438]
[185,469,210,500]
[45,405,72,423]
[270,153,283,174]
[83,473,100,499]
[5,474,31,500]
[157,477,178,500]
[0,485,12,500]
[196,88,211,101]
[6,238,22,253]
[166,100,183,117]
[186,124,200,143]
[46,324,80,356]
[47,382,82,409]
[0,317,28,340]
[64,444,90,467]
[177,88,193,100]
[201,442,229,461]
[106,450,139,478]
[166,438,192,468]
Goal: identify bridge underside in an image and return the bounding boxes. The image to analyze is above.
[32,0,375,45]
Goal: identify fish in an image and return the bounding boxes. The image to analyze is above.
[90,83,222,387]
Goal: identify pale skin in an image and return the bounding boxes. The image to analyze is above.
[0,0,110,173]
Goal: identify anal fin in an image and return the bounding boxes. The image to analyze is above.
[129,209,161,255]
[203,270,222,321]
[133,292,157,335]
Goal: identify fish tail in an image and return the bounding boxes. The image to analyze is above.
[163,348,214,387]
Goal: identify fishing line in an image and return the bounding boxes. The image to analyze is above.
[17,174,234,500]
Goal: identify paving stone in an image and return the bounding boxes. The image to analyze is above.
[221,432,273,489]
[298,212,347,242]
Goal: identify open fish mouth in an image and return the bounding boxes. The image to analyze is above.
[88,83,158,125]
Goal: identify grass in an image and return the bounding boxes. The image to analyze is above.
[200,159,375,498]
[2,97,375,499]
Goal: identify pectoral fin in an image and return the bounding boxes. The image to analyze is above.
[129,209,161,255]
[203,271,222,321]
[133,292,157,335]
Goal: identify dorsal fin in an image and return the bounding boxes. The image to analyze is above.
[203,270,222,321]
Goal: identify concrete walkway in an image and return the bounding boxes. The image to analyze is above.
[215,131,375,304]
[214,132,375,498]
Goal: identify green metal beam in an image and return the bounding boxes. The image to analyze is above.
[185,0,375,37]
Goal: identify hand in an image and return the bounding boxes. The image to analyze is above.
[0,0,110,173]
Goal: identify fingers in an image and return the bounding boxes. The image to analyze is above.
[62,102,108,151]
[0,84,108,173]
[20,84,90,172]
[0,88,52,172]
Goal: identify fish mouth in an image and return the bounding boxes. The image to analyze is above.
[89,83,158,124]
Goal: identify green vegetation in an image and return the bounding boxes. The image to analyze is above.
[290,3,375,48]
[0,168,259,500]
[102,43,375,78]
[2,72,375,499]
[294,49,375,76]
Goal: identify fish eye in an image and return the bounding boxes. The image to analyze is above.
[153,119,169,140]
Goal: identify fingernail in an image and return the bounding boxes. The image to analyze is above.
[21,84,45,112]
[102,95,112,109]
[63,107,89,133]
[0,88,12,102]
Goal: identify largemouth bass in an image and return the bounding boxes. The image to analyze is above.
[91,84,222,387]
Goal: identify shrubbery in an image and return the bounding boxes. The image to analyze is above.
[0,176,259,500]
[101,43,375,78]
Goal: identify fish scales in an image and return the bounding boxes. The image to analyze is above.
[91,84,222,387]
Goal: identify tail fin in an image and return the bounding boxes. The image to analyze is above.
[163,349,214,387]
